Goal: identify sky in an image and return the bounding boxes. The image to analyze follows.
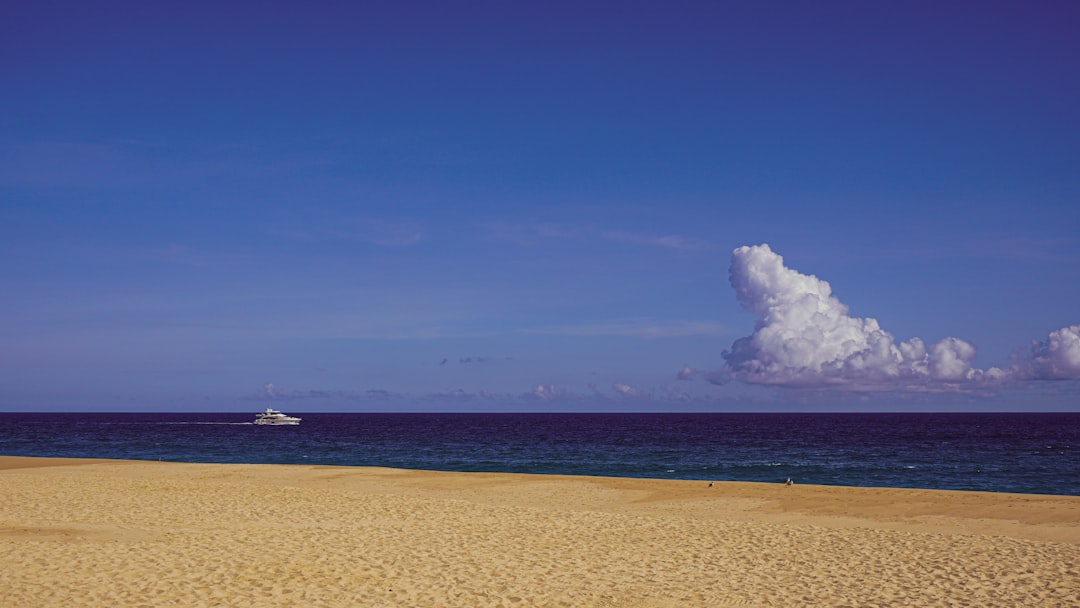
[2,1,1078,412]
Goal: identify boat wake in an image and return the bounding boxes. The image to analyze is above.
[156,422,254,426]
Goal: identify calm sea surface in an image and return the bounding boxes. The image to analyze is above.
[2,412,1078,496]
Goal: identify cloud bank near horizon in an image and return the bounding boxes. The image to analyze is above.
[708,244,1080,391]
[254,380,691,406]
[257,244,1079,406]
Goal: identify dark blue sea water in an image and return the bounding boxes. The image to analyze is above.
[2,413,1078,496]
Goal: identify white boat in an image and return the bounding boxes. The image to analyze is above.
[254,408,301,425]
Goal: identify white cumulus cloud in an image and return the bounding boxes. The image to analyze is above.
[1012,324,1080,380]
[717,244,1015,389]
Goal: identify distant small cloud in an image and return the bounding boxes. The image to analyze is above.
[524,384,560,400]
[455,356,513,364]
[675,366,699,381]
[363,389,399,400]
[423,388,473,401]
[612,383,646,398]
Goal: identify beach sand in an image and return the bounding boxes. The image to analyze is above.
[1,456,1077,607]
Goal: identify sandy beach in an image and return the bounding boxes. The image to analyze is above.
[1,456,1077,607]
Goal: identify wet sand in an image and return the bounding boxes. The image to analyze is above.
[1,456,1078,607]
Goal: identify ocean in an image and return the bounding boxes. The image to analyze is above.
[3,412,1078,496]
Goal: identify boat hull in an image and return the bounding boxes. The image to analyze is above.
[254,408,301,425]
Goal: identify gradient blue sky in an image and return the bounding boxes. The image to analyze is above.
[3,1,1078,411]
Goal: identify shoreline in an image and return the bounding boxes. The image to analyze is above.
[2,456,1078,606]
[7,411,1076,496]
[1,451,1075,498]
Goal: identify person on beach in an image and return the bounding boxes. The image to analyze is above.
[785,477,793,486]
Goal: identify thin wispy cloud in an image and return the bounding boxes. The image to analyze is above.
[521,319,730,339]
[815,232,1080,265]
[0,140,131,187]
[482,220,711,252]
[269,215,424,248]
[354,219,424,247]
[144,244,255,267]
[480,220,581,246]
[0,138,334,191]
[601,230,713,251]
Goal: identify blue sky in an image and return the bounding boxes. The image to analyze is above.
[2,1,1078,411]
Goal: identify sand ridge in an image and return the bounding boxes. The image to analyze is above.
[1,456,1077,607]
